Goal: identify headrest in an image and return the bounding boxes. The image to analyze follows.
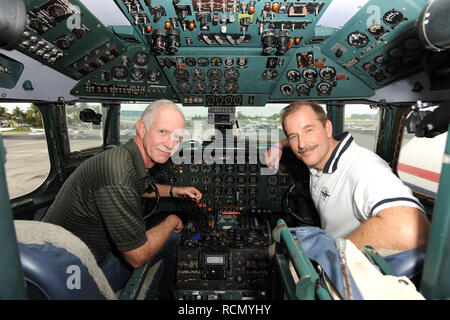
[14,220,116,300]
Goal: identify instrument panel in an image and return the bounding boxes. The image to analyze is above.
[3,0,443,104]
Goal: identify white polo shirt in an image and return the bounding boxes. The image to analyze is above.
[309,132,425,239]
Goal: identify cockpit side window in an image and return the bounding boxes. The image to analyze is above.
[66,103,104,152]
[1,103,50,199]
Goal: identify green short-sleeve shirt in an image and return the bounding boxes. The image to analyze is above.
[43,139,149,263]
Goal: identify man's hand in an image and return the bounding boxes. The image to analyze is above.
[173,186,202,202]
[167,214,184,233]
[265,144,283,169]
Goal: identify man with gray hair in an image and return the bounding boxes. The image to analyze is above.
[43,99,202,298]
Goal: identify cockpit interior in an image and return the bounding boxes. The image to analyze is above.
[0,0,449,301]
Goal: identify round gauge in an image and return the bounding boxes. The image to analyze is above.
[47,4,68,19]
[208,81,222,94]
[363,62,377,73]
[385,64,401,75]
[189,164,200,172]
[224,68,239,81]
[192,81,207,94]
[224,81,239,93]
[383,10,403,27]
[177,81,191,93]
[207,68,223,81]
[191,68,206,81]
[211,57,222,66]
[296,83,311,96]
[387,47,404,59]
[185,57,196,67]
[236,57,248,68]
[401,57,416,68]
[133,52,150,67]
[374,55,390,66]
[129,68,145,81]
[237,175,246,184]
[286,69,301,82]
[174,68,189,81]
[368,24,385,37]
[111,66,128,80]
[373,70,387,82]
[347,31,369,48]
[201,164,211,173]
[213,164,223,173]
[225,175,234,184]
[403,38,421,51]
[249,164,258,173]
[213,175,222,184]
[316,82,332,95]
[224,57,235,67]
[225,164,234,173]
[198,57,209,67]
[262,69,278,81]
[190,176,199,184]
[319,66,336,81]
[147,69,162,82]
[280,84,294,96]
[302,68,318,82]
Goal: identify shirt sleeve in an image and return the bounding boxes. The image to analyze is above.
[94,185,147,252]
[350,155,425,221]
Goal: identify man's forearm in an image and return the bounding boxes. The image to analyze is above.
[345,206,430,250]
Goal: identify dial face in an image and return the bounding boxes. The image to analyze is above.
[177,81,191,93]
[286,69,301,82]
[192,81,207,94]
[403,38,421,51]
[133,52,150,67]
[198,57,209,67]
[174,68,189,81]
[383,10,403,26]
[211,57,222,66]
[363,62,376,73]
[387,47,404,59]
[302,68,317,82]
[111,66,128,80]
[262,69,278,81]
[224,68,239,81]
[147,69,162,82]
[224,57,235,67]
[224,81,238,93]
[316,82,332,95]
[373,70,387,82]
[368,24,385,37]
[185,57,196,67]
[385,64,401,75]
[129,68,145,81]
[191,68,206,81]
[347,31,369,48]
[319,66,336,81]
[374,55,390,66]
[296,83,310,96]
[208,81,222,93]
[280,84,294,96]
[236,57,248,68]
[207,68,223,81]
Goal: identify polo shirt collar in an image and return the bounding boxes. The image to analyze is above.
[123,139,148,179]
[310,132,354,175]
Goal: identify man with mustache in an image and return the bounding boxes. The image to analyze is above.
[266,101,430,250]
[43,99,202,297]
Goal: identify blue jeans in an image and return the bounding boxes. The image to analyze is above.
[100,233,181,298]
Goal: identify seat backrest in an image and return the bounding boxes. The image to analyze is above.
[14,220,116,300]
